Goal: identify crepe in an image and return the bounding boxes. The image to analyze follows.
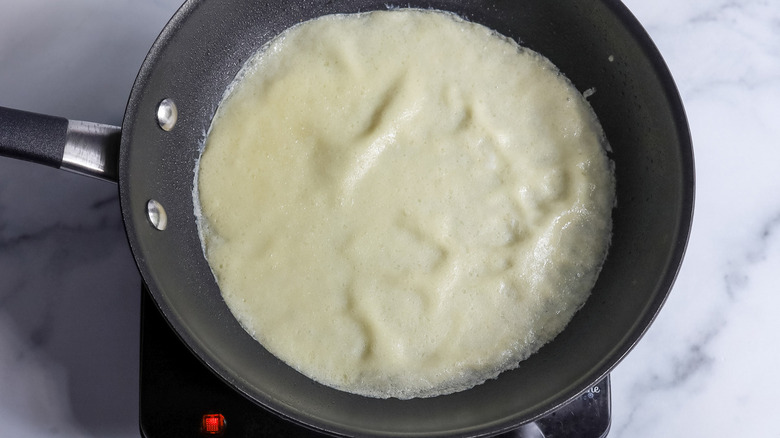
[195,9,614,399]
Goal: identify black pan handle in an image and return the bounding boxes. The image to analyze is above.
[0,106,121,182]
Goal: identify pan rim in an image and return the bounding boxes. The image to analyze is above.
[118,0,695,436]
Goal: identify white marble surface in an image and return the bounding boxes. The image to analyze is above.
[1,0,778,436]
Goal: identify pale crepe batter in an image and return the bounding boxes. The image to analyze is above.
[195,9,615,399]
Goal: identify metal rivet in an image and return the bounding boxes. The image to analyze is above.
[156,98,178,131]
[146,199,168,231]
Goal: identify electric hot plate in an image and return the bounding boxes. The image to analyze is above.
[139,285,610,437]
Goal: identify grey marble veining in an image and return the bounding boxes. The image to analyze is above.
[1,1,182,435]
[0,164,138,436]
[2,0,779,436]
[610,1,780,436]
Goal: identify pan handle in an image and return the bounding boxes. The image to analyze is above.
[0,106,121,183]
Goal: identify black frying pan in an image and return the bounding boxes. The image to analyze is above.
[0,0,694,436]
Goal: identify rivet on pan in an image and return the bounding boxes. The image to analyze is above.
[156,98,178,131]
[146,199,168,231]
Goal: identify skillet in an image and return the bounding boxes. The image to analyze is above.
[0,0,694,436]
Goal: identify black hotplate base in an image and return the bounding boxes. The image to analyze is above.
[139,285,610,437]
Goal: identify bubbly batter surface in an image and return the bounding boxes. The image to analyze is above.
[195,9,614,399]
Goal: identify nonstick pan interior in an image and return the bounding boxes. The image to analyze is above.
[119,0,693,436]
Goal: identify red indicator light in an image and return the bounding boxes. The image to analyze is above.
[201,413,226,435]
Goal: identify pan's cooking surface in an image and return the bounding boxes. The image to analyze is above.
[195,8,616,401]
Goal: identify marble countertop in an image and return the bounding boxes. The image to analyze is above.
[1,0,778,436]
